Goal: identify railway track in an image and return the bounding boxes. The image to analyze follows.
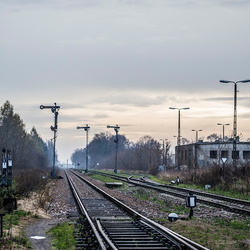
[65,170,208,250]
[89,171,250,216]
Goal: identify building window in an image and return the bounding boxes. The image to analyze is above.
[232,151,239,159]
[243,151,250,159]
[210,150,217,159]
[221,151,228,158]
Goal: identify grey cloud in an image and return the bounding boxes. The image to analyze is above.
[238,97,250,108]
[211,0,250,6]
[202,97,232,102]
[202,96,250,104]
[92,113,109,119]
[2,0,250,12]
[95,94,168,107]
[59,112,110,122]
[239,113,250,119]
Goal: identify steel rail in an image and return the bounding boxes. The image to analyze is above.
[71,170,209,250]
[90,171,250,216]
[129,180,250,216]
[96,218,118,250]
[65,171,107,250]
[133,177,250,207]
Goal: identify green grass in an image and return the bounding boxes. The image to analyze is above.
[89,173,130,190]
[3,210,33,230]
[90,173,123,183]
[0,210,35,249]
[48,222,76,249]
[167,217,250,250]
[0,236,32,249]
[88,171,250,249]
[131,187,190,215]
[132,173,250,201]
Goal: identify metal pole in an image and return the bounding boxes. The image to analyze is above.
[220,79,250,169]
[177,109,181,147]
[77,125,90,173]
[107,125,120,173]
[40,103,60,179]
[192,129,202,143]
[0,214,5,238]
[217,123,229,141]
[52,116,56,179]
[233,82,237,169]
[169,107,190,170]
[222,125,225,141]
[52,107,58,179]
[160,139,166,165]
[115,129,118,174]
[86,128,89,173]
[163,140,165,165]
[177,110,181,170]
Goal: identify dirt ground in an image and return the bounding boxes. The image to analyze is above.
[14,194,61,249]
[12,176,75,250]
[25,218,66,250]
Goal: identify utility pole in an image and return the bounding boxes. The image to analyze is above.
[220,79,250,169]
[169,107,190,170]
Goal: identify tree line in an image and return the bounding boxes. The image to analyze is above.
[71,132,171,174]
[0,101,50,195]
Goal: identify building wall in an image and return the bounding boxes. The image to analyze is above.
[177,142,250,168]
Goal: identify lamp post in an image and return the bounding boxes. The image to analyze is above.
[169,107,190,169]
[160,139,167,166]
[191,130,201,181]
[77,124,90,173]
[107,124,120,173]
[192,129,202,142]
[40,103,60,179]
[220,79,250,168]
[217,123,230,141]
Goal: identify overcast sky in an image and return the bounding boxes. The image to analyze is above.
[1,0,250,163]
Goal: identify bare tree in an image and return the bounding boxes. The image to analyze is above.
[207,133,220,142]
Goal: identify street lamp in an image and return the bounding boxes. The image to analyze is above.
[192,129,202,142]
[173,135,182,144]
[217,123,230,141]
[107,124,120,173]
[169,107,190,146]
[40,103,60,179]
[77,124,90,173]
[220,79,250,168]
[191,130,202,181]
[169,107,190,170]
[160,139,167,166]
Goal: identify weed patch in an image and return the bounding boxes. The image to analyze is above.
[48,222,76,249]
